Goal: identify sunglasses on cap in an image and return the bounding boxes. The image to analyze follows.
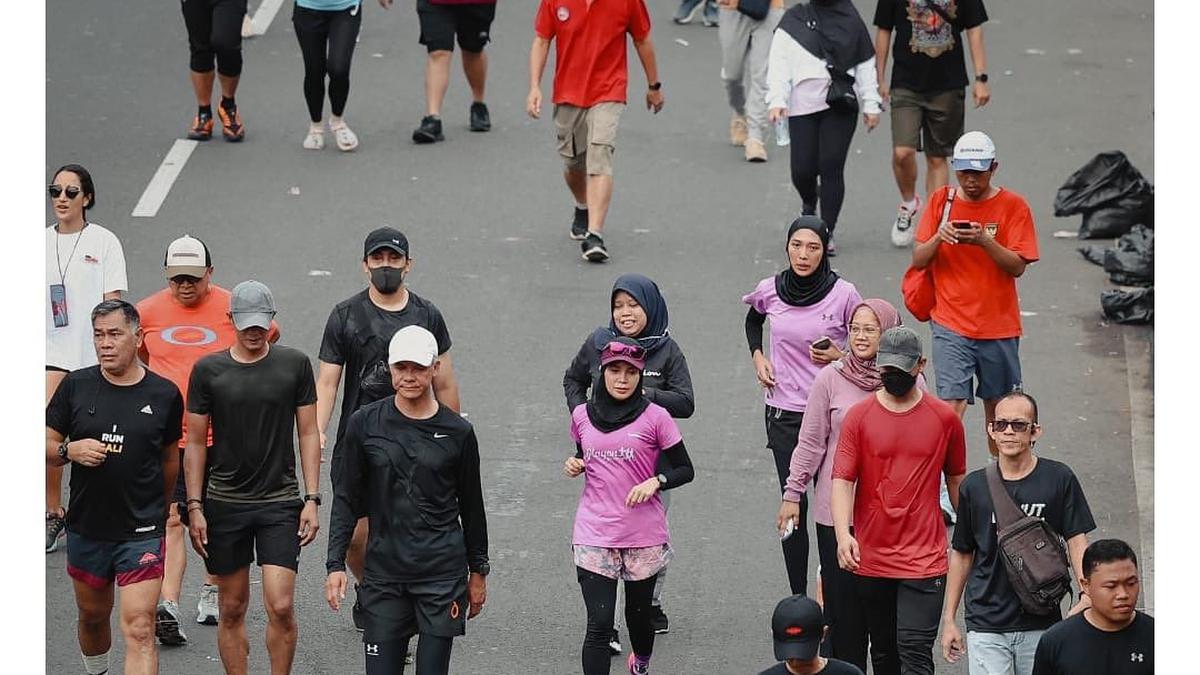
[48,185,82,199]
[604,341,646,360]
[991,419,1035,433]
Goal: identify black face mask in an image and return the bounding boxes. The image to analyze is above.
[370,266,405,294]
[881,369,917,397]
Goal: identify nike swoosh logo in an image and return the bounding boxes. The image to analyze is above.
[433,433,449,439]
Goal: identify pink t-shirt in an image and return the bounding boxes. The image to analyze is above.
[742,277,862,412]
[570,403,682,548]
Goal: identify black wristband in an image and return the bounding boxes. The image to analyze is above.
[186,498,203,505]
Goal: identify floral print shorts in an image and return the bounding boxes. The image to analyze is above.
[573,543,673,581]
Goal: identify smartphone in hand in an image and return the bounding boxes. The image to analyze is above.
[951,220,974,230]
[811,337,833,350]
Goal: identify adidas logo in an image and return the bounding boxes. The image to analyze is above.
[140,405,153,415]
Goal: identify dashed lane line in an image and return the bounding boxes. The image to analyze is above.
[130,139,199,218]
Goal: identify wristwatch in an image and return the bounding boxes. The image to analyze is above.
[648,81,662,91]
[975,73,989,83]
[656,473,669,488]
[304,493,322,506]
[472,562,491,577]
[58,441,70,464]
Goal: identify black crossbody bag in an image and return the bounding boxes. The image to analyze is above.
[798,4,858,114]
[737,0,771,22]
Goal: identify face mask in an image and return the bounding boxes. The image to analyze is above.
[370,266,405,294]
[881,369,917,397]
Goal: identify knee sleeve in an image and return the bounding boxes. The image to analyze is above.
[364,639,409,675]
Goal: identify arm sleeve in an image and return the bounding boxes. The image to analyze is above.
[914,186,947,243]
[103,232,128,294]
[317,307,347,365]
[457,429,490,573]
[950,478,976,552]
[295,355,318,407]
[534,0,556,38]
[326,416,365,573]
[563,340,594,413]
[765,31,794,111]
[574,441,584,460]
[853,56,882,114]
[658,440,694,489]
[643,344,695,418]
[831,407,861,481]
[944,411,968,476]
[784,376,832,501]
[186,361,211,415]
[628,0,652,41]
[1057,469,1097,539]
[745,306,767,354]
[872,0,897,30]
[46,375,74,436]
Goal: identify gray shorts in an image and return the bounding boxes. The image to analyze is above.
[931,321,1022,404]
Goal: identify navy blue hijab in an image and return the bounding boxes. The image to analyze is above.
[589,274,672,354]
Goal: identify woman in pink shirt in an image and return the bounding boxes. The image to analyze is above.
[564,337,695,675]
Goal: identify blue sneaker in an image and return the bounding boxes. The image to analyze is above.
[673,0,703,24]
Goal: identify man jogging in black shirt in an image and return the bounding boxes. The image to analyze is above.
[184,280,322,675]
[46,300,185,675]
[326,325,489,675]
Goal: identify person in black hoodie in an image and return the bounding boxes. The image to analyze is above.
[563,273,694,648]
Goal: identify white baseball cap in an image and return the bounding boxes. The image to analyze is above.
[388,326,438,367]
[951,131,997,171]
[164,235,211,278]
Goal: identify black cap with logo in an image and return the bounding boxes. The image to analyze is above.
[771,595,824,661]
[363,227,409,259]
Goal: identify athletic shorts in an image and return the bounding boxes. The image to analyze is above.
[202,498,302,576]
[574,544,672,582]
[359,574,469,642]
[889,88,965,157]
[67,532,166,589]
[554,102,626,176]
[930,321,1022,404]
[417,0,495,53]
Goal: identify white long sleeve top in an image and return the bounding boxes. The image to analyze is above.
[765,29,881,116]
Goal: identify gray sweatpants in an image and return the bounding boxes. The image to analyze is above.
[719,7,784,142]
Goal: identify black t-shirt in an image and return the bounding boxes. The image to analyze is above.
[951,458,1096,632]
[874,0,988,92]
[187,345,318,503]
[758,659,865,675]
[327,400,488,583]
[1032,611,1153,675]
[319,289,452,440]
[46,366,183,541]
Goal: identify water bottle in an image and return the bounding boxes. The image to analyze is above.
[775,116,790,147]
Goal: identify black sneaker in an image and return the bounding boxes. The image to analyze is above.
[469,102,491,132]
[412,115,444,144]
[608,628,622,655]
[581,233,609,263]
[650,606,670,634]
[570,208,588,240]
[352,583,365,631]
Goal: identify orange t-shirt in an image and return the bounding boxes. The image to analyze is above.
[915,186,1040,339]
[137,285,280,447]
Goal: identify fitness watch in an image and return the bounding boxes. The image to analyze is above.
[58,441,70,464]
[304,493,322,506]
[656,473,669,488]
[648,81,662,91]
[472,562,491,577]
[975,73,989,83]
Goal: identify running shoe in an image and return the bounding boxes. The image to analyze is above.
[702,0,719,27]
[187,111,214,141]
[570,207,588,241]
[890,196,922,247]
[217,100,245,142]
[412,115,444,144]
[649,606,669,634]
[729,113,748,147]
[331,122,359,152]
[673,0,703,24]
[469,102,491,132]
[608,629,622,655]
[302,126,325,151]
[156,600,188,646]
[353,583,365,631]
[582,233,609,263]
[45,511,66,553]
[196,583,219,625]
[628,652,650,675]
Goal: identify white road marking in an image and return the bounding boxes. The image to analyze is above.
[131,139,198,218]
[249,0,286,35]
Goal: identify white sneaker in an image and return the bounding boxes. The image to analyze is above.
[196,583,219,625]
[331,122,359,152]
[302,126,325,150]
[890,196,922,247]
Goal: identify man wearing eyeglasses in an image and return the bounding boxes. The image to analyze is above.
[136,236,279,643]
[939,391,1095,675]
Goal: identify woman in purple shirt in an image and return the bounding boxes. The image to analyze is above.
[743,215,862,596]
[564,338,695,675]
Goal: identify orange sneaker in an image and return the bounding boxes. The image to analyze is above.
[217,102,245,142]
[187,111,214,141]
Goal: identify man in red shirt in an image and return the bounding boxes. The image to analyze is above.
[527,0,664,263]
[832,326,966,675]
[910,130,1039,458]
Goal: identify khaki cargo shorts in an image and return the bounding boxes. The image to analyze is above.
[554,102,626,176]
[889,87,965,157]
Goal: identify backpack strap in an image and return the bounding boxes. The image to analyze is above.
[985,462,1028,529]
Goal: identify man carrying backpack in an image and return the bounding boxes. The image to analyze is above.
[940,391,1095,675]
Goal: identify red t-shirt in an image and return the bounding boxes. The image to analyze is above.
[137,286,280,448]
[534,0,652,107]
[914,186,1040,339]
[832,393,967,579]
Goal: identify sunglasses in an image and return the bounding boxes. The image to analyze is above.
[604,341,646,361]
[48,185,82,200]
[991,419,1035,433]
[169,274,204,285]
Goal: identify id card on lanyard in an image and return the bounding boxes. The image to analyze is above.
[52,225,86,328]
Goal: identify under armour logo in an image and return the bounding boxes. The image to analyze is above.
[1130,653,1144,662]
[821,313,836,322]
[366,644,380,656]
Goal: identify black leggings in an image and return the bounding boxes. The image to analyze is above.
[787,108,858,235]
[766,406,809,596]
[364,635,453,675]
[182,0,248,77]
[292,4,362,122]
[578,567,658,675]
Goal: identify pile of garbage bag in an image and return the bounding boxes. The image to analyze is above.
[1055,151,1154,239]
[1078,225,1154,325]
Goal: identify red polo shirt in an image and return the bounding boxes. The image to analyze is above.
[535,0,652,108]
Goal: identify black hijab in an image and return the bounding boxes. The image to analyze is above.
[775,215,840,307]
[778,0,874,72]
[586,337,651,433]
[590,273,671,354]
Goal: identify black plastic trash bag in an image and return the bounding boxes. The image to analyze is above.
[1054,151,1154,239]
[1078,244,1107,267]
[1100,288,1153,325]
[1103,225,1153,287]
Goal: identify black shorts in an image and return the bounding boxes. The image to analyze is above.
[202,498,302,576]
[360,574,468,642]
[416,0,495,53]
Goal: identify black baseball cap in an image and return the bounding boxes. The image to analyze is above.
[771,595,824,661]
[363,227,409,258]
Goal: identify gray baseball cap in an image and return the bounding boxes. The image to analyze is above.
[876,326,923,372]
[229,280,276,330]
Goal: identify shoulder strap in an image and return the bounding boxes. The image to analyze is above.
[985,462,1028,528]
[938,187,957,228]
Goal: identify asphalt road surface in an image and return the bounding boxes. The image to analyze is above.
[45,0,1153,672]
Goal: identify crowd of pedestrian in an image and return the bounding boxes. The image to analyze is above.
[45,1,1153,674]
